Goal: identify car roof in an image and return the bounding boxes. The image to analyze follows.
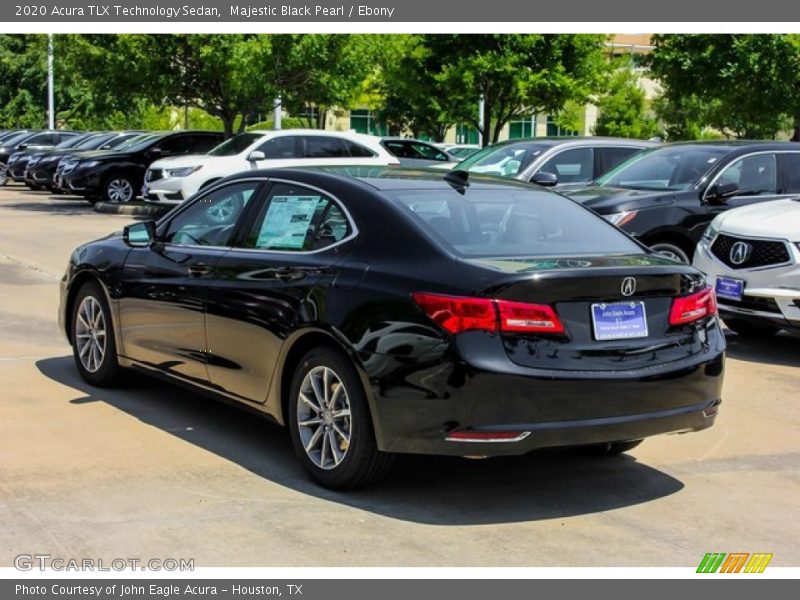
[655,140,800,152]
[228,165,536,192]
[487,136,657,149]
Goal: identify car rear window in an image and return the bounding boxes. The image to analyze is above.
[386,188,643,258]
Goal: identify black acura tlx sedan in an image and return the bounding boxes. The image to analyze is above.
[59,167,725,489]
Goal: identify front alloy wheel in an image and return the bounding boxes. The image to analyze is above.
[0,163,8,186]
[288,347,394,489]
[71,281,123,386]
[105,177,134,203]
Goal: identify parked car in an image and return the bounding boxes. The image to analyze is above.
[380,137,454,167]
[11,132,97,188]
[565,142,800,263]
[143,130,399,205]
[26,132,143,193]
[61,130,224,203]
[1,130,80,186]
[452,137,655,188]
[59,166,724,489]
[693,199,800,337]
[437,143,480,160]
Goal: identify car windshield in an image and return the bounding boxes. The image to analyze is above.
[208,133,263,156]
[55,135,92,149]
[455,142,550,178]
[116,134,162,152]
[595,146,731,191]
[103,133,143,150]
[2,132,34,148]
[387,188,643,258]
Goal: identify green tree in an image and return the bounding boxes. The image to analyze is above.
[419,34,609,145]
[650,34,800,139]
[593,66,659,139]
[373,35,455,140]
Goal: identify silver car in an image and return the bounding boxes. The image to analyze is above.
[453,137,658,189]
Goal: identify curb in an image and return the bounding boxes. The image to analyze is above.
[93,201,169,217]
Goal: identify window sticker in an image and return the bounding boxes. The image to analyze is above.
[257,195,322,249]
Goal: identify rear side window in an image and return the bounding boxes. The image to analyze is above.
[258,136,299,159]
[388,188,643,258]
[778,153,800,193]
[537,148,594,183]
[344,140,376,157]
[303,136,349,158]
[243,183,352,251]
[595,147,641,178]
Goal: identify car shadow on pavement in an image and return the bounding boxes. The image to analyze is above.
[0,192,95,215]
[37,355,685,526]
[723,330,799,368]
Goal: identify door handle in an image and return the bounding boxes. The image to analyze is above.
[272,267,305,281]
[187,263,211,277]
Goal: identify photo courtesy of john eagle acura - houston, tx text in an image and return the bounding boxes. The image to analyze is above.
[58,167,725,489]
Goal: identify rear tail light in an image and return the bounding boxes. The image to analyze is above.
[496,299,565,334]
[669,286,718,326]
[411,292,565,335]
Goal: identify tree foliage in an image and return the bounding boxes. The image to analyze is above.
[650,34,800,139]
[593,66,659,139]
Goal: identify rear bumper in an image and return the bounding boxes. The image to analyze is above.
[366,328,725,456]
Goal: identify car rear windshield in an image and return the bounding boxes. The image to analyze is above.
[455,142,550,177]
[387,188,643,258]
[208,132,263,156]
[596,145,731,191]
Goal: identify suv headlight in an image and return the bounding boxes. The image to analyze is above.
[602,210,638,228]
[165,165,202,178]
[700,222,719,244]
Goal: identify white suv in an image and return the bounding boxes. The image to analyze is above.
[693,198,800,337]
[143,129,399,205]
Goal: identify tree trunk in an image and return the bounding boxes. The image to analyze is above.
[221,115,235,139]
[791,115,800,142]
[482,98,492,147]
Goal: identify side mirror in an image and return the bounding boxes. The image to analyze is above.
[531,171,558,187]
[247,150,266,162]
[706,182,739,204]
[123,221,156,247]
[149,147,162,156]
[18,144,28,151]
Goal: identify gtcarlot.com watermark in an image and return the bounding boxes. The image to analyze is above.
[14,553,194,572]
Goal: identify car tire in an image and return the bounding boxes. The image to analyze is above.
[724,318,780,338]
[650,242,690,263]
[0,163,8,186]
[102,175,135,203]
[70,281,124,387]
[288,346,394,489]
[585,439,643,456]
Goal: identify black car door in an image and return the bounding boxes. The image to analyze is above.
[203,180,354,404]
[117,180,261,384]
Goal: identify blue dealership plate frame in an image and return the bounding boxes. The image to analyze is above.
[591,301,649,341]
[715,276,745,302]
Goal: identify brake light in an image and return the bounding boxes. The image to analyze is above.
[496,299,565,334]
[669,286,718,326]
[412,292,565,335]
[411,292,497,334]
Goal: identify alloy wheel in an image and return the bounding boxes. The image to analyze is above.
[107,178,133,203]
[75,296,107,373]
[207,198,236,223]
[0,163,8,186]
[296,366,352,470]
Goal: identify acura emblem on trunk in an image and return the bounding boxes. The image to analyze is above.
[730,241,752,265]
[621,277,637,297]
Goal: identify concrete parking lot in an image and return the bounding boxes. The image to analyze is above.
[0,184,798,568]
